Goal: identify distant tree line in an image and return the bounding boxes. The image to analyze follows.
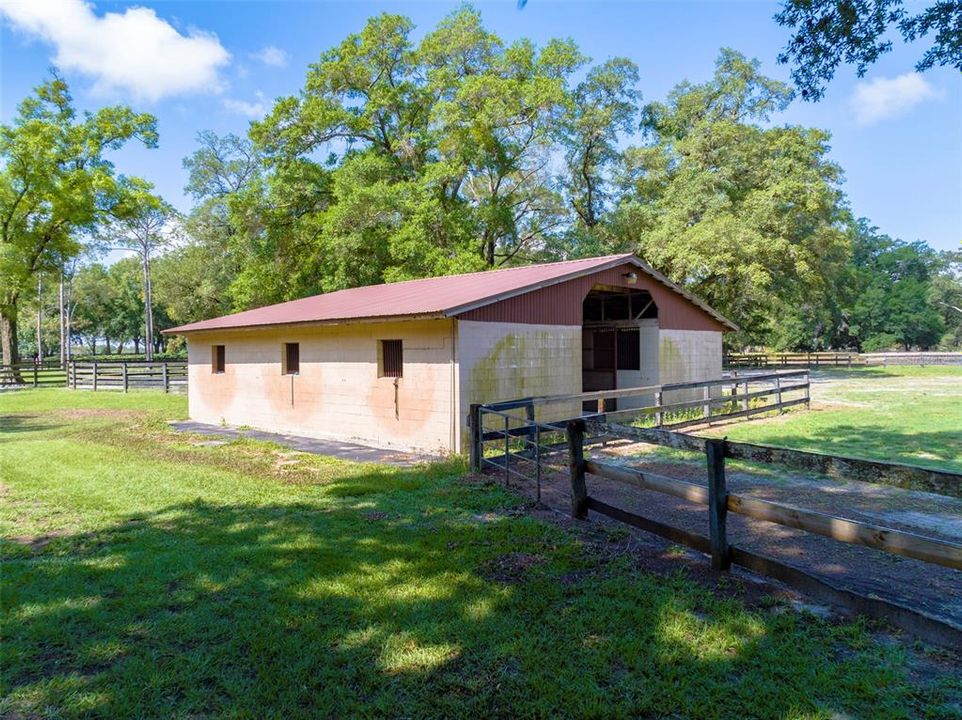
[4,8,961,365]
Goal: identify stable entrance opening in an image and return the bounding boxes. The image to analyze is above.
[582,286,658,412]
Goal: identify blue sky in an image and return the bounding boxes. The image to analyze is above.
[1,0,959,251]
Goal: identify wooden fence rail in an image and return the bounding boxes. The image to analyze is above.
[471,370,811,487]
[67,361,187,393]
[727,351,962,368]
[566,419,962,647]
[591,421,962,499]
[579,455,962,571]
[0,362,68,389]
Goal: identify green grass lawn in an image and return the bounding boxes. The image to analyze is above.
[706,366,962,473]
[2,389,960,718]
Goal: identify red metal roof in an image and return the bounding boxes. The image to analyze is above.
[165,253,736,333]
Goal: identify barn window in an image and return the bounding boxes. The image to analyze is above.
[212,345,225,374]
[379,339,403,378]
[617,328,640,371]
[283,343,300,375]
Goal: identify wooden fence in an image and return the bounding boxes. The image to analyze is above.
[565,419,962,647]
[469,370,811,490]
[727,351,962,368]
[862,352,962,366]
[67,361,187,393]
[0,362,68,389]
[726,352,861,367]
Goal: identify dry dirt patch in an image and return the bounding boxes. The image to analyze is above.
[481,551,548,584]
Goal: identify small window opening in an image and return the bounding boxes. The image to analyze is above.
[212,345,225,374]
[379,339,403,378]
[617,328,640,371]
[283,343,300,375]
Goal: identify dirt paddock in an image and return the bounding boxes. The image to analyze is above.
[506,438,962,637]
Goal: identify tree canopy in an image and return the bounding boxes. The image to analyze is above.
[0,76,156,363]
[8,8,961,360]
[776,0,962,100]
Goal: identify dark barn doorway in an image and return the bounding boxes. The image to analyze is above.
[582,286,658,412]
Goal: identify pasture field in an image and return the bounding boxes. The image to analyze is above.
[1,388,961,718]
[710,366,962,473]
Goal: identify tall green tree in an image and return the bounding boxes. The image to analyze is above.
[610,49,851,345]
[562,58,640,232]
[776,0,962,100]
[99,178,179,360]
[846,221,945,350]
[931,249,962,349]
[245,6,584,302]
[0,76,156,364]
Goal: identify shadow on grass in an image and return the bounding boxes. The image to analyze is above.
[1,469,947,718]
[746,423,962,474]
[0,414,60,435]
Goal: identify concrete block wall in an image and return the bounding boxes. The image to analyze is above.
[457,320,582,450]
[186,318,457,453]
[616,320,660,410]
[658,329,724,405]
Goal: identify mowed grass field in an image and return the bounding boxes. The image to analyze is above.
[2,388,961,718]
[706,366,962,473]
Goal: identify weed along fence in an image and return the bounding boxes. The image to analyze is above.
[67,361,187,393]
[469,370,811,496]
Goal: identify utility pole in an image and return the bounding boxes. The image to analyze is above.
[59,272,67,367]
[142,246,154,361]
[36,275,43,363]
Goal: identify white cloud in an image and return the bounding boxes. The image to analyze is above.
[851,72,942,126]
[252,45,288,68]
[0,0,230,102]
[223,92,266,119]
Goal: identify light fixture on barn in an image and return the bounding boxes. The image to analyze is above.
[622,271,638,284]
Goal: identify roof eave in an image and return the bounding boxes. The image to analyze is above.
[162,311,448,335]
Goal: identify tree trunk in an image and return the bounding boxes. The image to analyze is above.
[1,307,19,366]
[59,275,66,368]
[36,275,43,362]
[105,337,112,355]
[142,251,154,362]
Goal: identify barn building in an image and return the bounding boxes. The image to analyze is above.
[165,254,735,454]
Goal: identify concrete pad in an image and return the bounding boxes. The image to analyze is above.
[169,420,436,466]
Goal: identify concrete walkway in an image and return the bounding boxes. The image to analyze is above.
[169,421,434,466]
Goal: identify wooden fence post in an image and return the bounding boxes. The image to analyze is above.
[567,419,588,520]
[469,403,482,472]
[69,360,76,389]
[122,362,129,393]
[162,362,169,393]
[654,390,663,427]
[92,361,98,391]
[706,438,731,571]
[741,379,749,412]
[33,363,38,388]
[774,375,782,409]
[703,384,711,421]
[503,414,510,486]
